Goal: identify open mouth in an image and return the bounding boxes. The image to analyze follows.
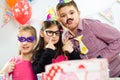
[23,46,29,50]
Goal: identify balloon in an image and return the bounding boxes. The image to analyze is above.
[12,0,32,24]
[6,0,19,8]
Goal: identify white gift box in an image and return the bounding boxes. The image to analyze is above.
[38,58,109,80]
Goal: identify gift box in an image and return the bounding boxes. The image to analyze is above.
[38,58,109,80]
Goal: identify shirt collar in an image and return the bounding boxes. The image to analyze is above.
[77,19,83,31]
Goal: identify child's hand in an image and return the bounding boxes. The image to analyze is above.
[63,37,73,53]
[45,38,56,50]
[1,61,16,74]
[7,62,16,73]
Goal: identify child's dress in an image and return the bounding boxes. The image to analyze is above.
[9,56,37,80]
[52,55,68,63]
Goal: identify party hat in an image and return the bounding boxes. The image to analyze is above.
[74,35,88,54]
[59,0,72,4]
[46,7,58,21]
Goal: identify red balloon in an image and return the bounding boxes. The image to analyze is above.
[12,0,32,24]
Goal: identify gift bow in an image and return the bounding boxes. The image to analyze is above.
[74,35,88,54]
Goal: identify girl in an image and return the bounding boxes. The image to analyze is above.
[32,20,80,74]
[0,25,37,80]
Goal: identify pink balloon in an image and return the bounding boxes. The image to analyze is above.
[12,0,32,24]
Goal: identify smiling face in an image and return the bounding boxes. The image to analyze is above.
[18,30,37,55]
[40,25,60,46]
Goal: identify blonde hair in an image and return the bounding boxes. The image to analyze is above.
[18,25,37,55]
[18,25,37,40]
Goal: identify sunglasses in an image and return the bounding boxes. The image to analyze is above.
[18,36,35,42]
[45,30,60,37]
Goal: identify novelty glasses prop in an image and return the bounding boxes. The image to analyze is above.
[18,36,35,42]
[45,30,60,37]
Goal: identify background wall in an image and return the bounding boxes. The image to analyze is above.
[0,0,120,69]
